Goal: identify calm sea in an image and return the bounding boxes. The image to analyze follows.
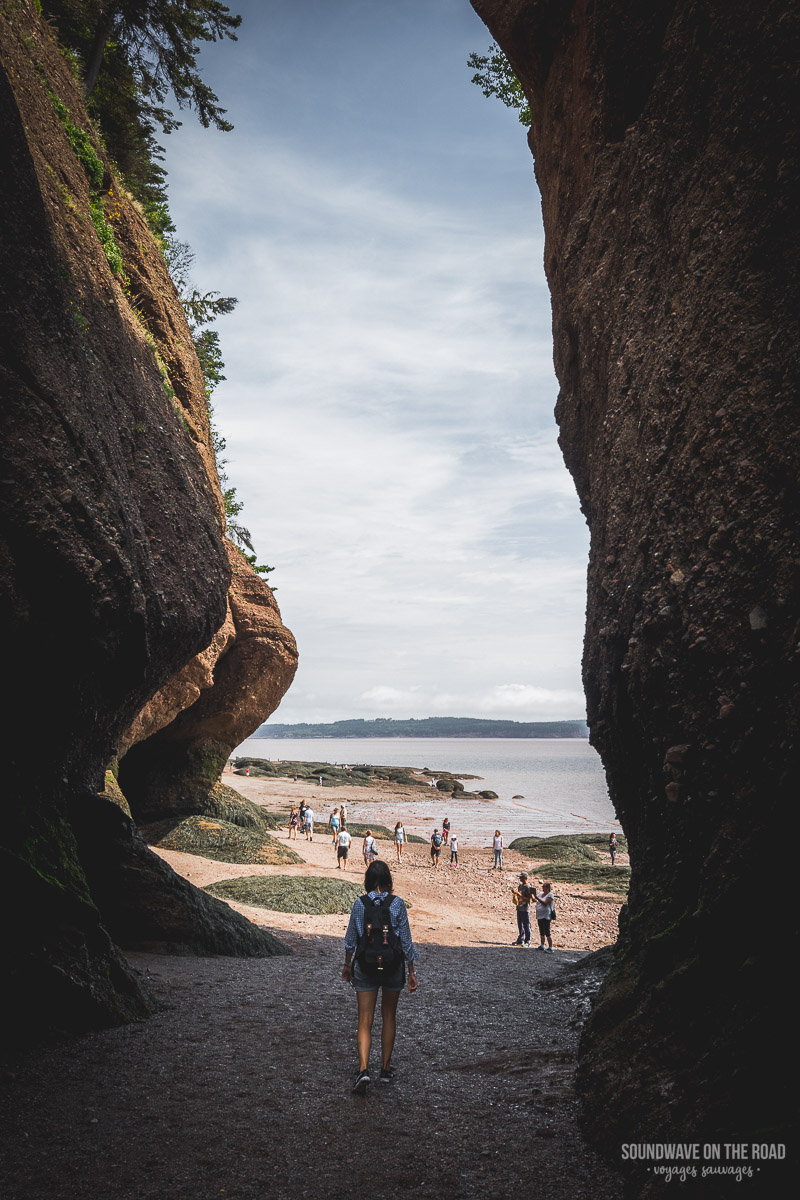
[233,736,619,842]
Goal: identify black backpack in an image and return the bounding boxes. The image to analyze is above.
[355,895,402,975]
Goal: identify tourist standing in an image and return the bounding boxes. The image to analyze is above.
[340,802,348,830]
[342,860,418,1094]
[305,805,315,841]
[449,832,459,867]
[289,805,299,840]
[442,816,450,845]
[394,821,405,863]
[511,872,534,946]
[533,882,555,951]
[336,827,352,869]
[492,830,504,870]
[430,828,443,868]
[609,833,618,865]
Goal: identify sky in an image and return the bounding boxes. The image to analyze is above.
[163,0,591,725]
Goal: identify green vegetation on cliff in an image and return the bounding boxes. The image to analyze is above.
[41,0,275,580]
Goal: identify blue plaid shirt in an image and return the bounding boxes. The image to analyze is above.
[344,890,419,964]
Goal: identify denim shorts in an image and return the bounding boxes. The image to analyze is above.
[351,958,406,992]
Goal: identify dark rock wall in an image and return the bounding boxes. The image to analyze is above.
[0,6,295,1040]
[472,0,798,1158]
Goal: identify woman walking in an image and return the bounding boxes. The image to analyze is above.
[329,806,341,848]
[393,821,405,863]
[492,829,504,870]
[342,860,418,1094]
[362,829,378,865]
[288,805,299,840]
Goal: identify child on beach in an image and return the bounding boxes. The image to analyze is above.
[394,822,405,863]
[449,832,459,867]
[289,805,299,839]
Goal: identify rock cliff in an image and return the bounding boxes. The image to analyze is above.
[472,0,797,1166]
[0,5,297,1039]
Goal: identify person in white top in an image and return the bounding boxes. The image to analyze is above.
[533,881,555,951]
[492,830,503,870]
[305,807,314,841]
[336,828,352,869]
[393,822,405,863]
[363,831,378,864]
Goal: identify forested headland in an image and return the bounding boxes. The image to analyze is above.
[252,717,589,739]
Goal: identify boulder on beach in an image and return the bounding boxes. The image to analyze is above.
[477,790,498,800]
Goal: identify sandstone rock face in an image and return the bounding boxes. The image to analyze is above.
[119,541,298,823]
[0,8,295,1038]
[472,0,797,1157]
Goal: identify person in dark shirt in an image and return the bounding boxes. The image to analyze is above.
[511,871,534,946]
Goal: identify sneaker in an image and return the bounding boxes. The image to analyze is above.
[352,1069,370,1095]
[523,942,531,948]
[512,940,523,946]
[545,947,555,953]
[535,945,546,950]
[379,1067,394,1083]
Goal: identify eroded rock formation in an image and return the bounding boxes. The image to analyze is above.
[118,541,299,823]
[0,6,296,1039]
[472,0,797,1165]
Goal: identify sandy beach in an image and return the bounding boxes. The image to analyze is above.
[152,771,628,952]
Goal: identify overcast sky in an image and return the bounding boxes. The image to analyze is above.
[163,0,590,725]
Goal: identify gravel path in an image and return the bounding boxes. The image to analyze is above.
[0,938,624,1199]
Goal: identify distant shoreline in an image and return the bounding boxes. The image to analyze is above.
[252,717,589,740]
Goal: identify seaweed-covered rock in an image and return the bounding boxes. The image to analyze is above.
[205,875,363,915]
[71,790,290,956]
[477,790,498,800]
[143,815,302,866]
[509,835,600,863]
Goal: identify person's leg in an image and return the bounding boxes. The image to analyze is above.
[522,910,531,945]
[356,989,379,1071]
[537,918,547,947]
[380,988,401,1069]
[515,910,524,944]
